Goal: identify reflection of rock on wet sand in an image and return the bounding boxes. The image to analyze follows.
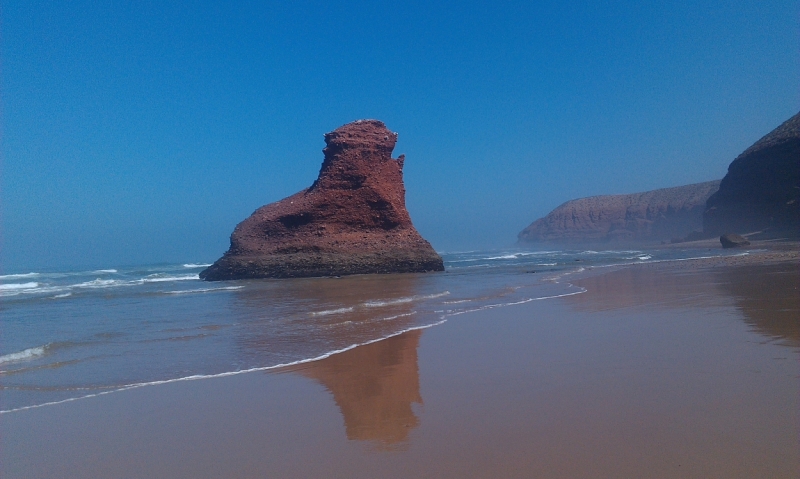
[297,330,423,447]
[233,273,428,358]
[231,273,427,446]
[714,264,800,346]
[569,264,800,346]
[567,267,721,312]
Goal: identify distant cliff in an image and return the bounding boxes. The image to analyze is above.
[704,111,800,238]
[518,181,721,244]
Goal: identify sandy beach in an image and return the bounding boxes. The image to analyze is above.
[2,248,798,478]
[5,1,798,477]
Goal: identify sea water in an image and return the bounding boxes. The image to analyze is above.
[0,248,748,413]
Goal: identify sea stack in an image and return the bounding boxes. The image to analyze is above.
[704,111,800,238]
[201,120,444,280]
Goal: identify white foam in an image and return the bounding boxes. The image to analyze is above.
[364,298,414,307]
[485,254,519,260]
[139,274,200,283]
[92,269,118,274]
[484,252,559,260]
[183,263,212,268]
[448,264,492,269]
[0,272,39,280]
[364,291,450,308]
[0,320,447,415]
[447,251,560,263]
[591,253,734,270]
[537,263,557,266]
[60,274,199,291]
[444,287,587,317]
[0,282,39,290]
[1,278,131,297]
[52,293,72,299]
[544,267,586,282]
[74,279,124,289]
[0,346,47,365]
[164,286,243,295]
[374,312,416,322]
[446,258,485,263]
[0,272,207,299]
[311,307,355,316]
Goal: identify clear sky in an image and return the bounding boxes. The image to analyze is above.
[2,1,798,271]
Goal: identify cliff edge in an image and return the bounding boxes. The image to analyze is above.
[518,181,721,244]
[201,120,444,280]
[704,111,800,237]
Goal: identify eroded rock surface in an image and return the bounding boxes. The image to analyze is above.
[201,120,443,280]
[704,111,800,238]
[518,181,720,244]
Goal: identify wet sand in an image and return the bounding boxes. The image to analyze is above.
[2,257,798,477]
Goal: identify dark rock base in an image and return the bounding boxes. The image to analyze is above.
[200,251,445,281]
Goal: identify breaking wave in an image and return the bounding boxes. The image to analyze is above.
[0,272,202,300]
[0,346,47,365]
[0,272,40,280]
[0,320,448,415]
[364,291,450,308]
[0,282,40,290]
[163,286,243,295]
[311,307,355,316]
[139,274,200,283]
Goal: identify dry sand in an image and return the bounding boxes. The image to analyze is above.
[1,247,797,478]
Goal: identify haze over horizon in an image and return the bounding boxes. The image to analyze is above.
[3,1,798,272]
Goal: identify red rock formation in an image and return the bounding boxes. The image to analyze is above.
[518,181,720,244]
[704,111,800,237]
[201,120,443,280]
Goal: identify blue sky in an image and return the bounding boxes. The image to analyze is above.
[3,1,798,271]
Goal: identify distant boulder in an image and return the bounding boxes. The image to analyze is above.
[518,181,720,244]
[704,112,800,238]
[720,233,750,248]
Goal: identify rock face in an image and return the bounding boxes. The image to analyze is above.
[518,181,721,244]
[719,233,750,248]
[201,120,444,280]
[704,112,800,237]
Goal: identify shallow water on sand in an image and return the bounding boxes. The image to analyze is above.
[0,247,754,412]
[2,261,796,478]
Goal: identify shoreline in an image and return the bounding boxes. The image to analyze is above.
[1,245,796,415]
[2,249,797,477]
[639,239,800,268]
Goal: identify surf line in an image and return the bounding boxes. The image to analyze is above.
[0,320,447,415]
[1,283,587,415]
[442,288,587,317]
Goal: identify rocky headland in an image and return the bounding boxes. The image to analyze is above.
[704,111,800,238]
[201,120,444,280]
[518,181,720,244]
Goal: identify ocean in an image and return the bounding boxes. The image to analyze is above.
[0,247,750,413]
